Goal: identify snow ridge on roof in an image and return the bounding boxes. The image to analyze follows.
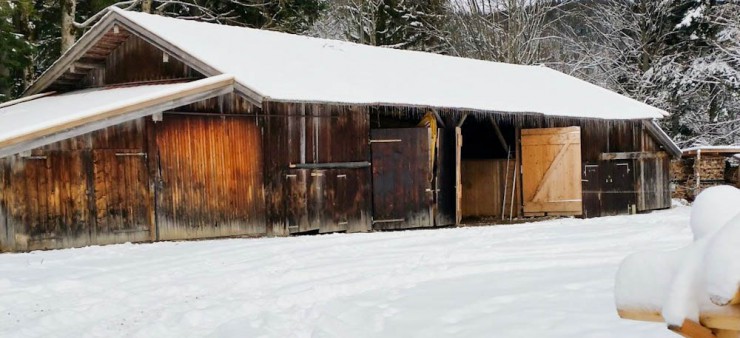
[111,7,667,120]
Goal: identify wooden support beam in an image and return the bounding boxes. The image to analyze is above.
[430,109,446,128]
[456,113,469,128]
[489,116,508,151]
[643,120,682,158]
[600,151,669,161]
[24,13,120,95]
[72,62,105,70]
[289,161,371,169]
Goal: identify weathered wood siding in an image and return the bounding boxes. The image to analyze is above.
[155,115,266,240]
[262,102,372,235]
[371,128,433,230]
[0,119,151,251]
[103,34,194,85]
[0,153,89,251]
[636,154,671,211]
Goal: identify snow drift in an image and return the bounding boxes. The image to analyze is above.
[615,185,740,325]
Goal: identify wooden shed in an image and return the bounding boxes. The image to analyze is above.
[0,8,680,252]
[671,146,740,201]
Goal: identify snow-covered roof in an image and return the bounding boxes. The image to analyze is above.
[105,7,667,120]
[0,75,234,158]
[683,145,740,155]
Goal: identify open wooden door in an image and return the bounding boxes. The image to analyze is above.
[521,127,583,216]
[455,127,463,225]
[435,128,457,226]
[371,128,433,230]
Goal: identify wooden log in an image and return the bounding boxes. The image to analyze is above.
[668,319,717,338]
[619,308,740,332]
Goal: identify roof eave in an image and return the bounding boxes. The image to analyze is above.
[23,11,119,96]
[2,75,235,158]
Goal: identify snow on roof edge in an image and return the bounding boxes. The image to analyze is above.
[0,75,235,156]
[539,66,670,118]
[683,145,740,152]
[261,96,662,121]
[22,11,118,96]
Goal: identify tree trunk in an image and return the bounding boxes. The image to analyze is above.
[142,0,153,13]
[60,0,76,53]
[18,2,34,89]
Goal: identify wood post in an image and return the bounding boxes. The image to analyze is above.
[145,118,159,242]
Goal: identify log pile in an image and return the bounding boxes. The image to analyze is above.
[671,155,737,201]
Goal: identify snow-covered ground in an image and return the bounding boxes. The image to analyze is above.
[0,207,692,338]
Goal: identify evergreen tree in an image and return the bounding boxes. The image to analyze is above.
[0,0,34,102]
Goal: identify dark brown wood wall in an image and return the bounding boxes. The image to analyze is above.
[262,102,372,236]
[370,128,432,230]
[102,34,196,85]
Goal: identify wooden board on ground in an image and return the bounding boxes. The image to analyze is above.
[521,127,583,216]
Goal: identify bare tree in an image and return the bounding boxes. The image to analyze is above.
[441,0,572,65]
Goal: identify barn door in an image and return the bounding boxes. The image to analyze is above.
[521,127,583,216]
[371,128,432,230]
[92,150,151,244]
[284,169,310,233]
[600,161,636,216]
[435,128,457,226]
[455,127,463,225]
[582,164,601,218]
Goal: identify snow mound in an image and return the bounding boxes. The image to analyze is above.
[689,185,740,239]
[705,213,740,306]
[615,185,740,326]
